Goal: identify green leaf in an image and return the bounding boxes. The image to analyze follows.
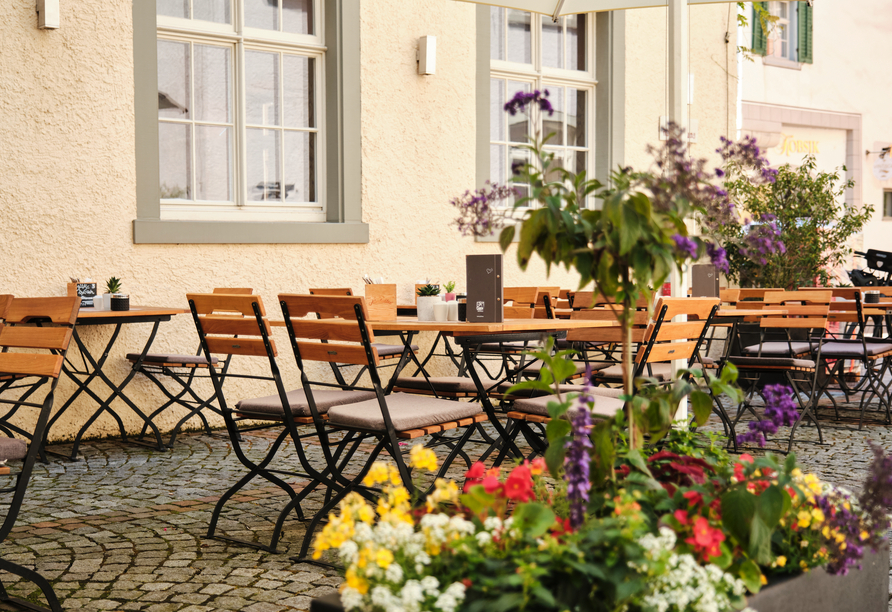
[512,502,556,538]
[757,484,784,529]
[739,559,763,594]
[460,486,496,515]
[544,440,567,477]
[531,585,557,607]
[690,390,713,426]
[546,417,572,441]
[748,514,772,564]
[498,225,515,252]
[625,449,651,475]
[721,488,757,546]
[713,542,733,569]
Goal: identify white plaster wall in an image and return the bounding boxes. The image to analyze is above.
[740,3,892,252]
[0,0,592,443]
[624,5,738,171]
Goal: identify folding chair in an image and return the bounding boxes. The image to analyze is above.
[188,293,376,554]
[0,296,80,612]
[128,287,253,447]
[278,294,496,561]
[815,292,892,428]
[726,291,832,452]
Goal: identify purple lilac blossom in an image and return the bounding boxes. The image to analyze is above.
[504,89,554,117]
[736,384,799,447]
[706,242,730,274]
[565,386,594,529]
[673,234,699,260]
[450,181,517,237]
[816,492,866,575]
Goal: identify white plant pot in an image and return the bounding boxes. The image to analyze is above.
[416,296,440,321]
[102,293,112,310]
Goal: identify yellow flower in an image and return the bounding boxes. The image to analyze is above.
[760,574,767,585]
[800,560,808,569]
[797,510,812,529]
[776,555,787,567]
[861,530,869,541]
[375,548,394,569]
[426,478,460,511]
[344,567,368,595]
[810,508,824,525]
[791,468,803,478]
[410,445,439,472]
[363,463,391,487]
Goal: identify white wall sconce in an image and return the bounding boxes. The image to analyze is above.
[417,36,436,75]
[37,0,60,29]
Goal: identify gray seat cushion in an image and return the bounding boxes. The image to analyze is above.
[594,362,671,381]
[818,342,892,359]
[742,341,812,356]
[394,376,500,394]
[502,382,625,399]
[520,360,610,378]
[512,390,625,419]
[236,388,376,417]
[478,340,542,352]
[128,353,219,365]
[372,343,419,357]
[728,356,815,369]
[0,437,27,461]
[327,393,483,432]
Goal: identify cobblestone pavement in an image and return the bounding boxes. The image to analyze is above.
[1,388,891,611]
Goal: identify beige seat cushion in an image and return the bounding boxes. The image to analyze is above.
[742,341,812,356]
[512,389,625,419]
[394,376,500,394]
[372,343,419,357]
[501,382,625,399]
[327,393,483,432]
[594,362,671,381]
[728,356,815,369]
[520,360,610,378]
[819,342,892,358]
[236,389,376,417]
[0,437,27,461]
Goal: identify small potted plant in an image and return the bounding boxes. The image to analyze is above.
[415,284,441,321]
[443,281,457,302]
[106,277,129,312]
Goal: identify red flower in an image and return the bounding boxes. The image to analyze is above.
[464,461,486,492]
[685,516,725,561]
[529,457,546,476]
[683,491,703,507]
[462,578,472,588]
[550,517,573,537]
[482,475,502,495]
[740,453,755,464]
[503,464,534,502]
[617,464,631,478]
[674,509,690,525]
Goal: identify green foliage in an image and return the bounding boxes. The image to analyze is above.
[443,280,456,293]
[720,156,873,288]
[416,283,441,297]
[105,276,122,294]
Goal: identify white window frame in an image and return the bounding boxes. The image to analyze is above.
[766,1,798,63]
[157,2,327,222]
[489,9,597,212]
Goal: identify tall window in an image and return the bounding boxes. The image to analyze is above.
[489,9,594,207]
[752,1,813,65]
[156,0,323,221]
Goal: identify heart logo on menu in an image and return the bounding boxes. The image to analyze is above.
[486,268,493,274]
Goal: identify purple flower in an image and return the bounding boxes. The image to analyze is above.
[565,390,593,529]
[736,384,799,447]
[450,181,517,237]
[504,89,554,117]
[715,168,725,178]
[673,234,698,260]
[706,242,730,274]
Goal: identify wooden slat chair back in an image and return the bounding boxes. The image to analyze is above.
[737,288,784,301]
[188,293,273,358]
[279,295,379,368]
[503,287,540,307]
[635,298,718,372]
[0,296,79,612]
[572,291,651,310]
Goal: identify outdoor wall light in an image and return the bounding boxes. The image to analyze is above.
[417,36,436,75]
[37,0,60,29]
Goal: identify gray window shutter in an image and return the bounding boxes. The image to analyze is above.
[752,3,768,56]
[798,3,813,64]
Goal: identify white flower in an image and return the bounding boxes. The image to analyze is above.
[371,585,401,611]
[483,516,503,532]
[420,575,440,597]
[475,531,492,546]
[340,587,363,611]
[385,561,404,583]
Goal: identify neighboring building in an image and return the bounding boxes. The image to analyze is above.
[0,0,735,441]
[740,1,892,267]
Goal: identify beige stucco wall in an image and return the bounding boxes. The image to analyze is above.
[0,0,735,445]
[740,3,892,255]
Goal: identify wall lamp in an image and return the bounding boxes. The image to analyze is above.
[37,0,60,29]
[417,36,436,75]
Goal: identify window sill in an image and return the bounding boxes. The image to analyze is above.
[762,55,803,70]
[132,219,369,244]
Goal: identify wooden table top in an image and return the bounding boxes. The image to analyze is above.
[76,306,189,320]
[366,318,616,335]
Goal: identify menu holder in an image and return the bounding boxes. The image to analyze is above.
[466,254,503,323]
[365,284,397,320]
[67,282,97,308]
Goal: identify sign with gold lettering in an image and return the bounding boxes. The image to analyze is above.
[777,134,820,157]
[764,126,847,177]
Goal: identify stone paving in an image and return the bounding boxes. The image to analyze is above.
[0,390,890,612]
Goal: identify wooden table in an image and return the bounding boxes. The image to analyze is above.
[46,306,188,461]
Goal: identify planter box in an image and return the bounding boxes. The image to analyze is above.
[309,541,890,612]
[748,540,889,612]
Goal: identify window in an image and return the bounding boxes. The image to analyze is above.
[157,1,322,221]
[752,1,813,65]
[489,9,594,207]
[884,190,892,219]
[133,0,366,244]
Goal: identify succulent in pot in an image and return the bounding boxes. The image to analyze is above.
[416,284,441,321]
[106,277,130,311]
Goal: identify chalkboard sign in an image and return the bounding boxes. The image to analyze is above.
[67,282,97,307]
